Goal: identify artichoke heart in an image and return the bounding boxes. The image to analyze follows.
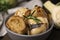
[6,16,26,34]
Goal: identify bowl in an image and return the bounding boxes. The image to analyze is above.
[5,13,54,40]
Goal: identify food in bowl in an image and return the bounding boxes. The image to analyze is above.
[6,16,26,34]
[6,5,49,35]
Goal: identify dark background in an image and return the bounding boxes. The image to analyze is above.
[41,0,60,4]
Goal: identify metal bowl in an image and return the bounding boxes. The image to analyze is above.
[5,13,54,40]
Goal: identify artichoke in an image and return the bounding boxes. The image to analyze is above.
[44,1,60,28]
[0,0,17,11]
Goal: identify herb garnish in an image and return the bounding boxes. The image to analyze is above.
[23,10,40,23]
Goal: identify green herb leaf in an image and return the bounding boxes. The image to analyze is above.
[23,10,41,23]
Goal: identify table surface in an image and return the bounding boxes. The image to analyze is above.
[1,27,60,40]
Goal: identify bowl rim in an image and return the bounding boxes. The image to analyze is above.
[5,14,54,37]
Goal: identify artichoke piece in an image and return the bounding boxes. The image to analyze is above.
[6,16,26,34]
[14,7,31,18]
[28,17,48,35]
[27,5,49,35]
[31,24,47,35]
[31,5,47,17]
